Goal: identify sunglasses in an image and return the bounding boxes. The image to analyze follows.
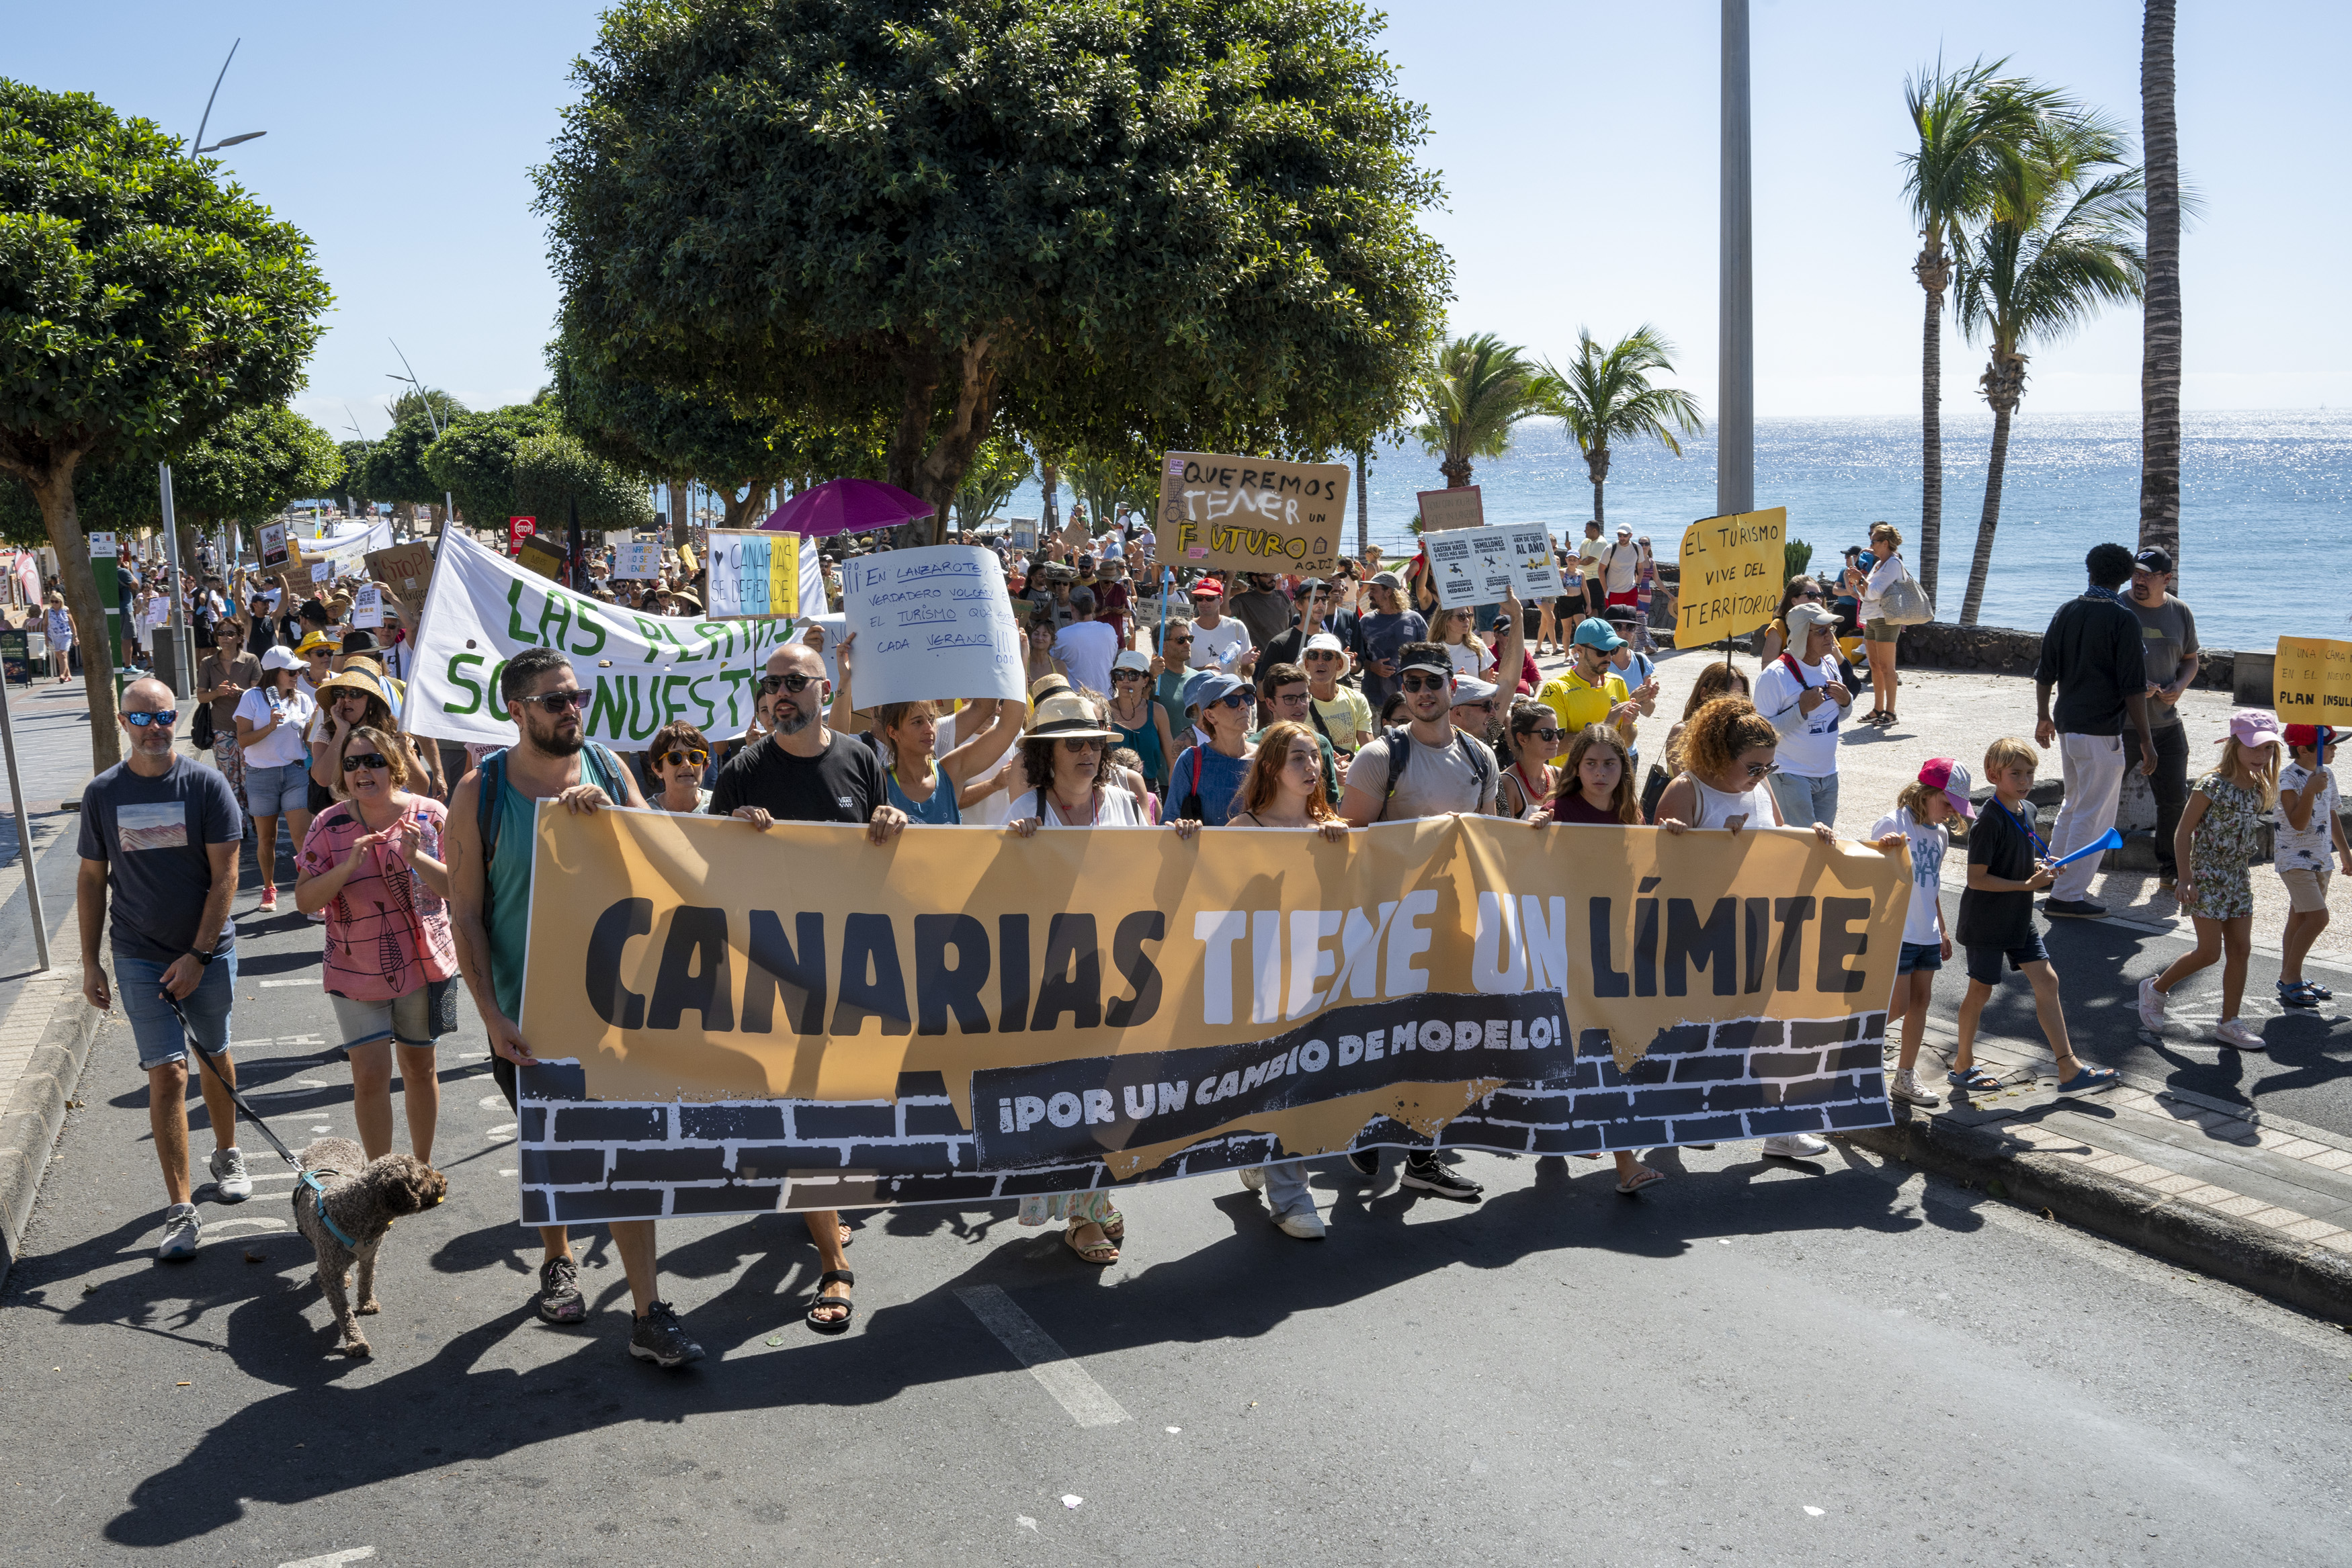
[122,710,176,729]
[1164,638,1192,648]
[758,671,822,694]
[341,752,390,773]
[1399,672,1450,694]
[518,689,590,715]
[1306,650,1341,660]
[1112,670,1146,683]
[1456,701,1495,714]
[1744,759,1781,779]
[1056,737,1105,752]
[655,748,709,769]
[1527,728,1560,742]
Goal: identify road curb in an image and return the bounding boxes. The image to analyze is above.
[1847,1106,2352,1323]
[0,961,106,1289]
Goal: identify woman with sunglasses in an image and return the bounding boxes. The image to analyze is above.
[1498,702,1563,820]
[1654,697,1834,845]
[294,723,457,1164]
[308,666,442,810]
[1105,650,1176,791]
[233,646,318,912]
[1165,670,1257,826]
[644,721,716,814]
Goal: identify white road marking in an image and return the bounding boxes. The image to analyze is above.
[954,1285,1130,1428]
[497,1168,517,1176]
[278,1548,376,1568]
[477,1094,507,1109]
[201,1217,289,1240]
[257,979,314,988]
[485,1123,517,1139]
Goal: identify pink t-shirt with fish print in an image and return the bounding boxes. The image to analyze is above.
[297,797,458,1002]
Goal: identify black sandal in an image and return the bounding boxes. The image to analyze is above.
[806,1268,855,1334]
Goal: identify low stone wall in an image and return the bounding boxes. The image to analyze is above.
[1892,621,2243,697]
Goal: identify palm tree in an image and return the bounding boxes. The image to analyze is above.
[1412,333,1544,488]
[1954,118,2146,626]
[2139,0,2183,570]
[1534,326,1704,528]
[1901,60,2079,611]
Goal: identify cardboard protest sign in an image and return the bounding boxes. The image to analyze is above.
[1419,524,1555,611]
[1156,453,1349,577]
[1417,486,1484,534]
[1675,507,1786,647]
[405,531,798,748]
[1009,519,1039,552]
[513,808,1906,1223]
[366,541,436,600]
[839,544,1025,707]
[257,522,290,570]
[2273,636,2352,724]
[612,541,663,580]
[515,534,567,580]
[704,529,799,619]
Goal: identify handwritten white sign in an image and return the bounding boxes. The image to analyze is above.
[1421,525,1556,611]
[839,545,1024,707]
[612,541,663,580]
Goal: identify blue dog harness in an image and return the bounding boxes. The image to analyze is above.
[299,1168,362,1250]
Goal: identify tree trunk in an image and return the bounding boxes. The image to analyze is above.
[1438,455,1472,487]
[32,462,121,770]
[669,477,691,550]
[1585,443,1611,528]
[2139,0,2183,574]
[719,479,779,529]
[1960,351,2027,628]
[1915,239,1950,611]
[1354,446,1369,559]
[889,339,997,546]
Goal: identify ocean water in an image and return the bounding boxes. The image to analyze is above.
[1007,410,2352,652]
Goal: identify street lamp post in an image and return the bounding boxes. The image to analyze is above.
[193,38,267,157]
[1717,0,1754,519]
[388,343,456,536]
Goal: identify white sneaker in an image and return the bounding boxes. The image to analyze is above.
[2214,1018,2267,1052]
[1888,1070,1941,1108]
[208,1145,252,1203]
[1273,1207,1327,1240]
[156,1203,202,1261]
[2137,976,2170,1031]
[1238,1166,1264,1192]
[1761,1132,1831,1160]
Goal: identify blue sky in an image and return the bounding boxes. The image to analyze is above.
[13,1,2345,439]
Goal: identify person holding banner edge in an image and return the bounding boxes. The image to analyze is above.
[446,647,705,1367]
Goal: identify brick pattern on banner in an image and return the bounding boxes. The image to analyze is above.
[514,1008,1890,1224]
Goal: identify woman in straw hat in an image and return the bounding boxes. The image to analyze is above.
[309,664,443,807]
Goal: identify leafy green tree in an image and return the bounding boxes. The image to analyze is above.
[1413,334,1545,488]
[1902,59,2074,609]
[1532,326,1703,528]
[171,405,341,531]
[1955,117,2145,626]
[0,81,330,764]
[1064,446,1157,537]
[511,429,655,531]
[358,410,451,525]
[953,437,1034,535]
[536,0,1449,541]
[337,439,374,512]
[423,402,558,533]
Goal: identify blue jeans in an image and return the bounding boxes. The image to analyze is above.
[116,949,237,1071]
[1769,770,1839,830]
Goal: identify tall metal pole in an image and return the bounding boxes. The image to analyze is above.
[1716,0,1754,520]
[157,463,197,697]
[0,677,50,971]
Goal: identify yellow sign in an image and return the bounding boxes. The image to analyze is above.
[1675,507,1787,647]
[2274,636,2352,724]
[513,805,1907,1221]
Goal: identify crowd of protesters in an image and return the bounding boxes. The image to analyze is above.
[65,501,2348,1368]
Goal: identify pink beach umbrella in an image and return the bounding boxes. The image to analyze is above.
[757,478,935,538]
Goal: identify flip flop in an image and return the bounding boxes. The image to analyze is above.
[1946,1065,2001,1093]
[2054,1065,2119,1096]
[1616,1166,1666,1195]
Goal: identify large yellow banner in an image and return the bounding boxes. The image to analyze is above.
[2273,636,2352,724]
[513,808,1907,1223]
[1675,506,1787,648]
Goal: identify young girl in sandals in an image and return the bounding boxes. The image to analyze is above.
[1538,723,1668,1191]
[1225,722,1352,1239]
[2138,711,2285,1051]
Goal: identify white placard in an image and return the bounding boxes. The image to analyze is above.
[1009,518,1039,552]
[87,531,118,560]
[839,545,1025,707]
[1420,525,1556,611]
[612,541,663,580]
[352,584,384,629]
[310,561,333,583]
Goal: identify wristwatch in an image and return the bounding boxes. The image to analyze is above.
[192,947,218,967]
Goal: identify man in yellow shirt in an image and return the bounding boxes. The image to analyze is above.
[1537,618,1642,744]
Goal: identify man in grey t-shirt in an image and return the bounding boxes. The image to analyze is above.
[2126,546,2199,887]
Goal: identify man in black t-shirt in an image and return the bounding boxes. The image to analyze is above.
[708,638,907,1331]
[2032,542,2157,920]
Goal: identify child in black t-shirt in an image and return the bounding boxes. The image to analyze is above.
[1950,737,2117,1098]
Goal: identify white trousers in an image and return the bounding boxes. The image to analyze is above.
[2049,732,2126,902]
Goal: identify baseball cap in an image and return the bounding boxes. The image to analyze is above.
[2226,709,2285,750]
[1570,617,1626,653]
[2133,546,2174,574]
[1111,648,1152,674]
[1783,602,1840,638]
[2283,724,2337,750]
[1615,523,1632,537]
[1917,757,1976,820]
[1304,631,1346,655]
[1290,576,1329,599]
[1190,578,1226,599]
[1369,570,1406,592]
[1451,675,1500,708]
[1397,648,1454,679]
[260,646,302,672]
[1183,668,1247,711]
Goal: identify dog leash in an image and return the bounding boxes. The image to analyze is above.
[166,994,360,1249]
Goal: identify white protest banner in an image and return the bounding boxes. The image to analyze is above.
[1499,525,1562,599]
[1420,525,1551,610]
[1422,527,1486,610]
[839,544,1024,707]
[353,584,384,629]
[405,531,798,748]
[704,529,799,619]
[613,541,663,580]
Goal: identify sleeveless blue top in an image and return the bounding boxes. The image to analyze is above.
[884,763,962,825]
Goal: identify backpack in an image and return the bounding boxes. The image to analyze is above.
[475,740,628,904]
[1874,558,1934,625]
[1372,724,1495,822]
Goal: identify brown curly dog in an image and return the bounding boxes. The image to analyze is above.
[290,1136,448,1357]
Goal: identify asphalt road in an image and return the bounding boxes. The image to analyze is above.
[4,872,2351,1567]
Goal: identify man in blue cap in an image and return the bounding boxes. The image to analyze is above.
[1536,619,1641,747]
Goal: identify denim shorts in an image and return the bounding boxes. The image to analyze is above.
[1964,935,2049,986]
[241,758,310,816]
[328,977,458,1054]
[116,949,236,1071]
[1896,940,1943,975]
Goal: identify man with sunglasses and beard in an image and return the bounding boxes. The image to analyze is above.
[709,639,907,1336]
[446,648,706,1366]
[1334,643,1497,1203]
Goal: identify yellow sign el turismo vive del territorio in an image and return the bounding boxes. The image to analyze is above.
[2272,636,2352,724]
[1675,507,1787,647]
